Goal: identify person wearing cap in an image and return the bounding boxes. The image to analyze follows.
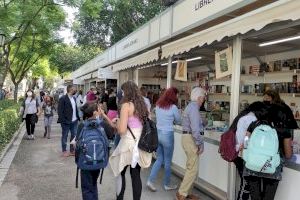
[176,87,206,200]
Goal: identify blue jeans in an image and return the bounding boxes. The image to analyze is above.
[61,120,78,152]
[148,130,174,186]
[81,169,100,200]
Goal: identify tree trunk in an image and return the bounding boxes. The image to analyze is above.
[0,60,8,90]
[14,84,18,102]
[31,78,38,89]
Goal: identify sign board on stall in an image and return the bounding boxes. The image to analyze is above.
[115,26,150,59]
[172,0,256,34]
[174,60,188,81]
[98,67,118,80]
[215,47,233,79]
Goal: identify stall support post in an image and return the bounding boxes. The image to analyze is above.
[228,36,242,200]
[117,72,120,88]
[167,56,172,88]
[104,79,107,89]
[135,68,139,86]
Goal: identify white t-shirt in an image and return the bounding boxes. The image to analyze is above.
[76,94,83,108]
[143,96,151,113]
[25,98,38,114]
[235,112,257,151]
[69,95,77,122]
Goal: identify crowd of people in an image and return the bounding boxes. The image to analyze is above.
[18,81,296,200]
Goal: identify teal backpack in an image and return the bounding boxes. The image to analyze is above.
[243,124,280,174]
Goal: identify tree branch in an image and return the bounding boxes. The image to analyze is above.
[17,54,42,84]
[8,68,16,85]
[4,0,17,8]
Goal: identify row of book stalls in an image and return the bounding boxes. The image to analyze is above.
[72,1,300,199]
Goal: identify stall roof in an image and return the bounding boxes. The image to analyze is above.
[112,47,160,72]
[73,0,275,78]
[161,0,300,59]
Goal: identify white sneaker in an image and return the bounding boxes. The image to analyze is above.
[31,135,35,140]
[26,135,31,140]
[164,184,178,191]
[146,181,157,192]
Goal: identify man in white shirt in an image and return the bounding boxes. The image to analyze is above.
[140,87,151,115]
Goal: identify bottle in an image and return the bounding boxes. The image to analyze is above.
[244,136,249,149]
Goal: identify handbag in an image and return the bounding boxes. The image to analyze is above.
[30,114,38,124]
[139,118,158,153]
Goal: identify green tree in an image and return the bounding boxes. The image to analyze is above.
[73,0,164,49]
[30,58,52,90]
[6,2,67,101]
[0,0,78,91]
[49,44,101,77]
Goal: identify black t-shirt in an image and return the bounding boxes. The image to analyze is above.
[101,94,109,104]
[107,96,118,111]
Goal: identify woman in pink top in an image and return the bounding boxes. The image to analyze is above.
[108,81,152,200]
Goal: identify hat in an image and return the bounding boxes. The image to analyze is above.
[191,87,206,101]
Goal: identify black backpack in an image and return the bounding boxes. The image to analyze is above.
[128,118,158,153]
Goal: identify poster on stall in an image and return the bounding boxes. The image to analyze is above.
[174,60,187,81]
[288,130,300,165]
[215,46,233,79]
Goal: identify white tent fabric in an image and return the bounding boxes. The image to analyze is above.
[73,79,85,85]
[112,47,159,72]
[161,0,300,58]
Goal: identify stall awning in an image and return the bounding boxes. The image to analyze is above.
[112,47,159,72]
[162,0,300,58]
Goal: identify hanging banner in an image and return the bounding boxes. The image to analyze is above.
[174,60,187,81]
[215,46,233,79]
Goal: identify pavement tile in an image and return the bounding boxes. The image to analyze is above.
[0,116,214,200]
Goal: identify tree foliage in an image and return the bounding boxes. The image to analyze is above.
[49,44,101,76]
[0,0,78,92]
[73,0,164,49]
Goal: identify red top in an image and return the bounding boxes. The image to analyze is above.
[86,91,97,102]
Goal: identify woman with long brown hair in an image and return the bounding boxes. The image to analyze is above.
[108,81,152,200]
[147,87,181,192]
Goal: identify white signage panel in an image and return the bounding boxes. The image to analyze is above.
[98,67,118,80]
[172,0,253,33]
[115,25,150,59]
[94,51,109,68]
[160,10,172,39]
[150,19,160,44]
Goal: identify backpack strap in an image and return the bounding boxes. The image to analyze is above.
[99,168,104,184]
[127,126,136,141]
[75,167,79,188]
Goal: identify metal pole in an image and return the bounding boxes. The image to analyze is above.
[167,56,172,88]
[228,35,242,200]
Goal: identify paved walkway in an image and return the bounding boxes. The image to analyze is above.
[0,116,213,200]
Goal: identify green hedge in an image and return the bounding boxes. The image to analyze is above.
[0,101,22,152]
